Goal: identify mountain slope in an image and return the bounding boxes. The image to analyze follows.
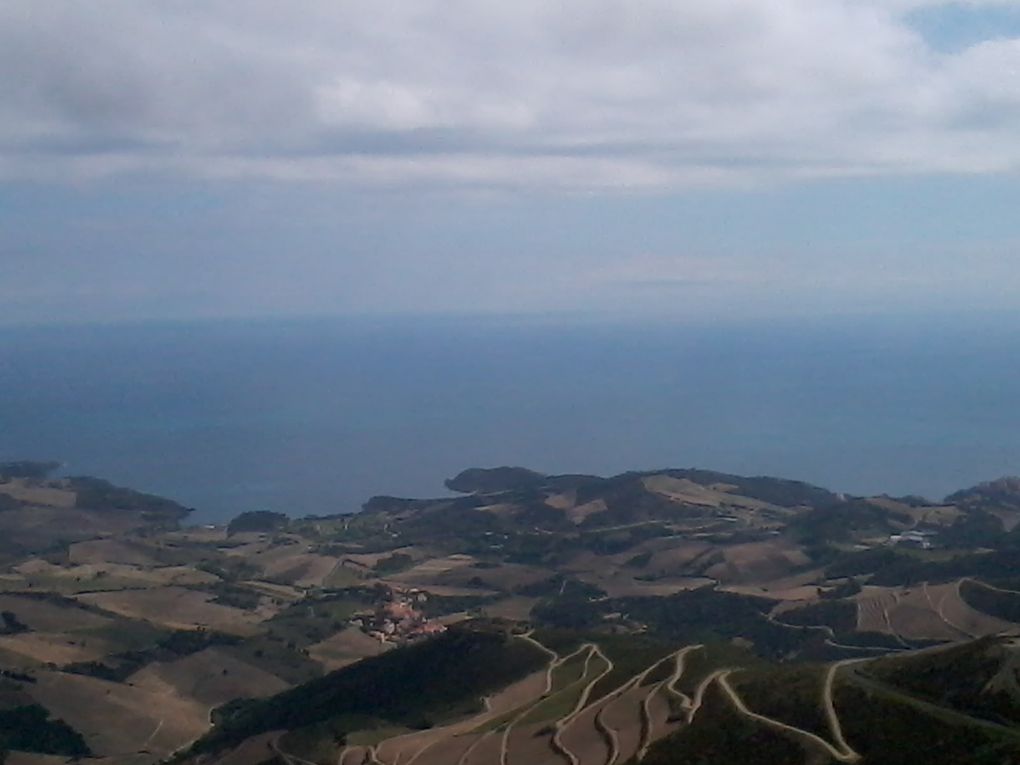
[189,620,547,756]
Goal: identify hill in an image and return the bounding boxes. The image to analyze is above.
[0,462,1019,763]
[0,472,192,564]
[641,637,1020,765]
[189,620,547,755]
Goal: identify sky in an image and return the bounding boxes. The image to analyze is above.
[3,1,1020,325]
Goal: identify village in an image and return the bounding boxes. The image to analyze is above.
[349,584,447,644]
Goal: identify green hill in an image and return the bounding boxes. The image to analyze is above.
[640,638,1020,765]
[189,620,547,755]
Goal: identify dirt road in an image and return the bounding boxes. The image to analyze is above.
[718,670,861,763]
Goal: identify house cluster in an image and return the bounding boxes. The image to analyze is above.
[888,530,934,549]
[350,585,446,644]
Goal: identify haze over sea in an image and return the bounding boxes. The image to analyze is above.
[2,314,1019,523]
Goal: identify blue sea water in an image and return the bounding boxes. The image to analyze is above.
[2,314,1019,522]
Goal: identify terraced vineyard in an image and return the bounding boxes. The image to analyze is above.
[277,633,705,765]
[234,636,881,765]
[228,631,1020,765]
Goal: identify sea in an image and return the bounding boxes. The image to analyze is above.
[2,313,1019,523]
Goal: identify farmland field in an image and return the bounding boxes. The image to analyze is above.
[76,587,265,635]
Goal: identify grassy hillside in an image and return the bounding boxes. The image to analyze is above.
[835,682,1020,765]
[960,579,1020,623]
[0,704,91,758]
[190,620,547,754]
[639,681,807,765]
[642,642,1020,765]
[864,637,1020,726]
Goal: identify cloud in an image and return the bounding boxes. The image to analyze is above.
[586,254,764,289]
[2,1,1020,189]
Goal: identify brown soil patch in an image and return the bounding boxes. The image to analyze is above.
[337,547,417,569]
[505,721,554,765]
[306,627,391,672]
[0,631,115,665]
[932,581,1016,637]
[488,668,550,716]
[77,587,263,636]
[704,541,810,584]
[855,587,900,635]
[462,730,503,765]
[375,728,449,763]
[481,596,539,621]
[583,574,712,598]
[28,670,208,759]
[476,502,523,518]
[0,506,166,545]
[337,745,370,765]
[0,594,114,632]
[723,584,821,602]
[856,582,1013,642]
[14,560,217,590]
[0,479,76,508]
[382,667,549,765]
[388,555,477,580]
[239,580,305,602]
[242,546,340,588]
[68,539,162,567]
[645,542,714,574]
[642,475,775,511]
[164,527,228,544]
[434,562,549,592]
[886,587,960,641]
[565,499,607,524]
[866,497,961,527]
[558,698,611,765]
[409,732,479,765]
[208,732,278,765]
[544,491,576,510]
[559,550,613,574]
[644,683,681,742]
[599,683,647,764]
[128,646,288,707]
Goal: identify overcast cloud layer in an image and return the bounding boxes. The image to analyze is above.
[4,0,1020,189]
[3,1,1020,325]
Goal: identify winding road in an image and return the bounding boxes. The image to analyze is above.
[717,668,861,763]
[496,639,596,765]
[329,637,866,765]
[550,644,615,765]
[923,581,975,641]
[633,645,703,761]
[764,607,903,653]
